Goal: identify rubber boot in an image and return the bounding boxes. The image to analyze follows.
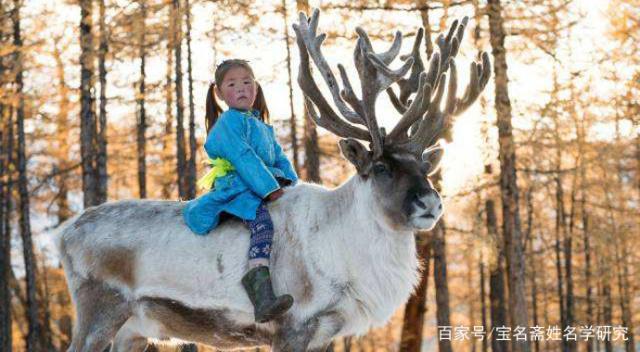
[241,266,294,323]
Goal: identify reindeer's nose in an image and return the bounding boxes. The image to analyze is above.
[412,189,442,217]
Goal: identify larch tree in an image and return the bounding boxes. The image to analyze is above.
[79,0,99,208]
[13,0,43,350]
[296,0,320,183]
[0,5,13,348]
[96,0,108,204]
[487,1,531,352]
[282,0,299,175]
[0,51,11,352]
[185,0,197,200]
[136,0,148,199]
[172,0,188,199]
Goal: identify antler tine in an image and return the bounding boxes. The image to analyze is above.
[397,27,426,105]
[337,63,366,118]
[406,52,491,154]
[349,26,415,158]
[404,72,449,155]
[453,52,491,115]
[387,72,431,142]
[387,17,491,156]
[355,27,415,91]
[293,18,371,141]
[378,31,403,64]
[386,17,466,144]
[296,9,365,126]
[386,50,440,142]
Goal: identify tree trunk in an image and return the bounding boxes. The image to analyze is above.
[486,2,530,351]
[296,0,320,183]
[554,175,567,352]
[185,0,196,200]
[162,10,175,200]
[53,43,72,223]
[579,118,594,352]
[432,220,452,352]
[487,198,509,352]
[282,0,299,175]
[564,183,576,352]
[527,236,539,352]
[37,257,53,351]
[0,86,12,352]
[137,0,148,199]
[614,246,635,352]
[79,0,98,208]
[467,244,477,352]
[172,0,188,199]
[602,278,613,352]
[480,259,488,352]
[399,239,430,351]
[14,2,44,350]
[96,0,108,204]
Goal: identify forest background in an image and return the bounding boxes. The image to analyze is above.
[0,0,638,351]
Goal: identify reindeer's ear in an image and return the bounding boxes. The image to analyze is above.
[421,146,444,176]
[339,138,372,175]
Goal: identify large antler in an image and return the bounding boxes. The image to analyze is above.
[293,9,491,160]
[386,17,491,155]
[293,9,413,159]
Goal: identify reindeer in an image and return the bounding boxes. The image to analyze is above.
[56,9,490,352]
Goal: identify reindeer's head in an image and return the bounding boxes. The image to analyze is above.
[293,10,490,231]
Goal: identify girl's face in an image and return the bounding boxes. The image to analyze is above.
[215,66,257,111]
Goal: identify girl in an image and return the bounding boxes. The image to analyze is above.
[182,59,298,323]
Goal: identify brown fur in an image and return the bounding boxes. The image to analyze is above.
[140,297,272,348]
[68,279,131,352]
[89,246,136,286]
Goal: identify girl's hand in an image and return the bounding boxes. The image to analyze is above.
[267,188,284,202]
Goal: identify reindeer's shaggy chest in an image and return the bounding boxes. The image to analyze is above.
[334,234,419,335]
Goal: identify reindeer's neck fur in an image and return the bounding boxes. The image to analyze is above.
[272,176,420,334]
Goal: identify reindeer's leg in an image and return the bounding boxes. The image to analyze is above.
[306,311,344,352]
[67,279,130,352]
[110,317,148,352]
[271,311,343,352]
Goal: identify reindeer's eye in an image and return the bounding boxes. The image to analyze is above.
[372,163,390,176]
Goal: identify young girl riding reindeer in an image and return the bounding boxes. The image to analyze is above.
[182,59,298,323]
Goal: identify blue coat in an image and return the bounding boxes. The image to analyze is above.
[182,108,298,235]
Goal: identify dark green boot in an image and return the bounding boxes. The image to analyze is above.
[241,266,294,323]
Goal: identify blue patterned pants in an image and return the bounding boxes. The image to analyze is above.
[242,202,273,267]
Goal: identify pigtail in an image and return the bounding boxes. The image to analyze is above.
[252,82,270,124]
[205,82,224,133]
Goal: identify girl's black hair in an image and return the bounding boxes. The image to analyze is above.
[205,59,270,133]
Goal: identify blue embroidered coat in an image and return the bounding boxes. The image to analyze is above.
[182,108,298,235]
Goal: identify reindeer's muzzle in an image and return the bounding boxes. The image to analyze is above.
[408,189,443,230]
